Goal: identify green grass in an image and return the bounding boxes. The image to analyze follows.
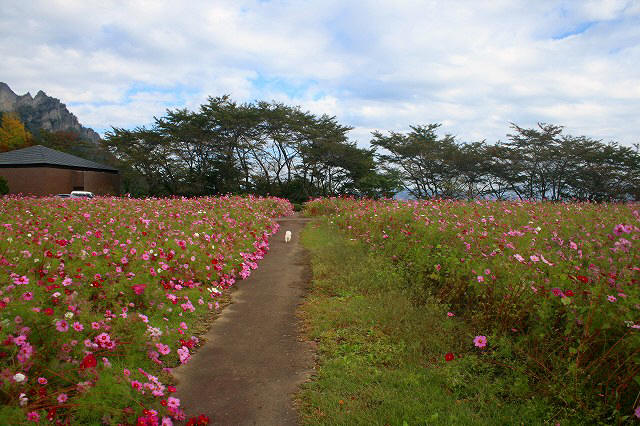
[297,220,575,426]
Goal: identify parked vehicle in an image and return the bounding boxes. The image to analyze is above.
[70,191,94,198]
[56,193,70,198]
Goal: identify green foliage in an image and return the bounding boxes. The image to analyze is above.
[304,198,640,422]
[298,220,557,425]
[372,122,640,201]
[0,176,8,195]
[103,95,396,200]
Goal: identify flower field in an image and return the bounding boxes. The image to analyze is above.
[305,197,640,421]
[0,195,292,425]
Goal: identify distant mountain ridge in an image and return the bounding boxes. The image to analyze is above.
[0,82,101,143]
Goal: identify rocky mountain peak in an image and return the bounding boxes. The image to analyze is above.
[0,82,101,143]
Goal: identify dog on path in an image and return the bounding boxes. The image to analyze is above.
[285,230,292,243]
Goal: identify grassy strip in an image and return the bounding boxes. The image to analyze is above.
[297,219,572,426]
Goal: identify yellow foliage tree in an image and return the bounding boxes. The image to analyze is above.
[0,112,33,152]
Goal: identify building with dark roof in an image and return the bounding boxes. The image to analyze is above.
[0,145,119,195]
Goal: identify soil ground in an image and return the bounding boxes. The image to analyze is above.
[173,214,314,425]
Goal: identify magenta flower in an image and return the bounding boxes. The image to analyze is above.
[72,322,84,332]
[22,292,33,301]
[26,411,39,422]
[132,284,146,295]
[607,295,617,303]
[473,335,487,348]
[55,320,69,332]
[57,393,68,404]
[37,377,48,385]
[447,312,455,317]
[477,275,484,283]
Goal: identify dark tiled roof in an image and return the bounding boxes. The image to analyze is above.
[0,145,117,172]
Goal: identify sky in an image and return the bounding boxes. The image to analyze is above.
[1,0,639,147]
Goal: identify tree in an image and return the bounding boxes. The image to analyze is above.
[103,95,396,200]
[371,124,462,198]
[0,112,33,152]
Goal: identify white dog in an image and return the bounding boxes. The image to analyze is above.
[285,230,292,243]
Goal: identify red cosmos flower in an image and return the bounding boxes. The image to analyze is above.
[132,284,146,295]
[577,275,588,284]
[168,385,177,393]
[186,415,210,426]
[46,408,57,421]
[80,354,97,369]
[445,352,455,362]
[565,290,574,297]
[44,308,54,316]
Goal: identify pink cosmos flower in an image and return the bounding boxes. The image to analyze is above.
[14,276,29,285]
[22,292,33,301]
[91,322,101,330]
[613,223,631,236]
[447,312,455,317]
[57,393,68,404]
[477,275,484,283]
[56,320,69,332]
[473,335,487,348]
[156,343,171,355]
[530,255,540,263]
[569,241,578,250]
[177,346,191,364]
[167,396,181,409]
[607,295,617,303]
[513,254,525,263]
[27,411,39,422]
[38,377,48,385]
[72,322,84,332]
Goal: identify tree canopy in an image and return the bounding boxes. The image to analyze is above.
[103,96,399,201]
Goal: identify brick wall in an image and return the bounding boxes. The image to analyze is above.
[0,167,119,195]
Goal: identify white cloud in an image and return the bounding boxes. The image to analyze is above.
[0,0,638,147]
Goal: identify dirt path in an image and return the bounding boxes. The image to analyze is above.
[174,214,314,425]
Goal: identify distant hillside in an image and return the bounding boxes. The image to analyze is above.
[0,82,100,143]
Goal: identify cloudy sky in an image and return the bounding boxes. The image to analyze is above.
[2,0,639,146]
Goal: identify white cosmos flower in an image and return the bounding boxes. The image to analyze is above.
[13,373,26,383]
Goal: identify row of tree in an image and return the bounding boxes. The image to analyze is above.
[373,123,640,201]
[3,97,638,201]
[103,96,397,202]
